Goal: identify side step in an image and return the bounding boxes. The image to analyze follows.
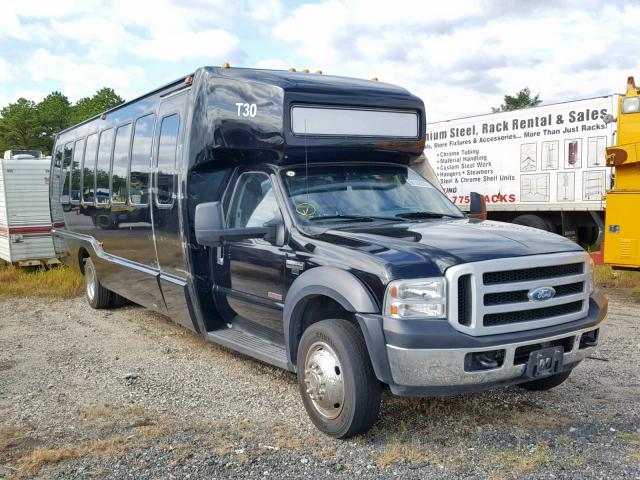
[207,327,289,370]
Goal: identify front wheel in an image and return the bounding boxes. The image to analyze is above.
[297,319,380,438]
[519,370,572,391]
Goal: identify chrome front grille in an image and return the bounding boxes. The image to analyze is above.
[445,252,591,336]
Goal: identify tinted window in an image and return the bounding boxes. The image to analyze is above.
[52,145,63,197]
[82,133,98,204]
[95,129,114,205]
[130,114,155,205]
[71,138,84,203]
[112,123,132,204]
[50,145,64,221]
[228,173,281,228]
[62,142,73,203]
[53,145,63,168]
[156,114,179,206]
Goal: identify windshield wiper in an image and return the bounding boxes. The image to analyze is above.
[308,214,398,223]
[395,211,461,219]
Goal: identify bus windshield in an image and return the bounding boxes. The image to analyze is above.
[280,164,463,224]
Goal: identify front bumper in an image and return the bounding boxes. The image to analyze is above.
[356,290,607,396]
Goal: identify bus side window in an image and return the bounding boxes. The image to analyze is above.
[50,145,64,222]
[82,133,99,204]
[51,145,63,197]
[130,114,155,206]
[71,138,85,204]
[156,114,179,207]
[61,142,74,204]
[112,123,132,204]
[53,145,63,168]
[95,129,114,206]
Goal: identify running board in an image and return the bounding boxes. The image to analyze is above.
[207,327,289,370]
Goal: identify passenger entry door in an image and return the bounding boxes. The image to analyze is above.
[151,91,194,329]
[216,172,286,335]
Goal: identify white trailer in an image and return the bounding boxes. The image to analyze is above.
[0,151,60,266]
[426,95,619,245]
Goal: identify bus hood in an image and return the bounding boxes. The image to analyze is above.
[317,218,583,277]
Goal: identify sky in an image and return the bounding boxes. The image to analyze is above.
[1,0,639,121]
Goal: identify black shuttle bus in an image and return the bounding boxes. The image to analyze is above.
[50,66,607,438]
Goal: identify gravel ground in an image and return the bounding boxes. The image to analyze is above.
[0,290,639,479]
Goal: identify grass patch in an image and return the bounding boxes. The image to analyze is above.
[17,437,126,477]
[492,444,550,476]
[617,431,640,444]
[629,449,640,463]
[377,442,423,466]
[0,263,83,298]
[312,447,337,460]
[390,396,572,431]
[595,265,640,299]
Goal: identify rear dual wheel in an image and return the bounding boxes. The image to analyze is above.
[84,257,112,309]
[83,257,131,308]
[512,214,554,232]
[297,319,381,438]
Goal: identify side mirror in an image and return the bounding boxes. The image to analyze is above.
[263,216,285,247]
[194,201,277,247]
[195,201,225,246]
[468,192,487,220]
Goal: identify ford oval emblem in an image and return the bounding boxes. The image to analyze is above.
[528,286,556,301]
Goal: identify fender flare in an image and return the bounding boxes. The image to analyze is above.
[283,266,379,370]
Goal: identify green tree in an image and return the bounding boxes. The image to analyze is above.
[0,98,40,153]
[0,87,125,155]
[36,91,72,153]
[492,87,542,112]
[70,87,124,125]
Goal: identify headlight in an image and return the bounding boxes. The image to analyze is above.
[384,277,447,319]
[622,97,640,114]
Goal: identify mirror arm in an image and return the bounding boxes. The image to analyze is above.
[219,227,270,242]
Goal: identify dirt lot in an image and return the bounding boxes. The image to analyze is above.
[0,290,639,479]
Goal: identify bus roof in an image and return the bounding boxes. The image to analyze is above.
[56,66,413,136]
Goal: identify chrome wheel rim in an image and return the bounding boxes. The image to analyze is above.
[303,341,345,419]
[85,263,96,301]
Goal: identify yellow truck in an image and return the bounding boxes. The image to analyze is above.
[604,76,640,269]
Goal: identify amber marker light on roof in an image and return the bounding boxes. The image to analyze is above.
[222,62,231,68]
[185,76,193,85]
[288,68,297,72]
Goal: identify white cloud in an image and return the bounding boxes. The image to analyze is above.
[0,0,102,40]
[272,1,640,120]
[249,0,284,21]
[254,58,288,70]
[2,0,639,121]
[0,58,11,82]
[131,28,241,61]
[25,48,144,101]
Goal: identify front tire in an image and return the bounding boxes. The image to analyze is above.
[297,319,380,438]
[519,370,572,391]
[84,257,111,309]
